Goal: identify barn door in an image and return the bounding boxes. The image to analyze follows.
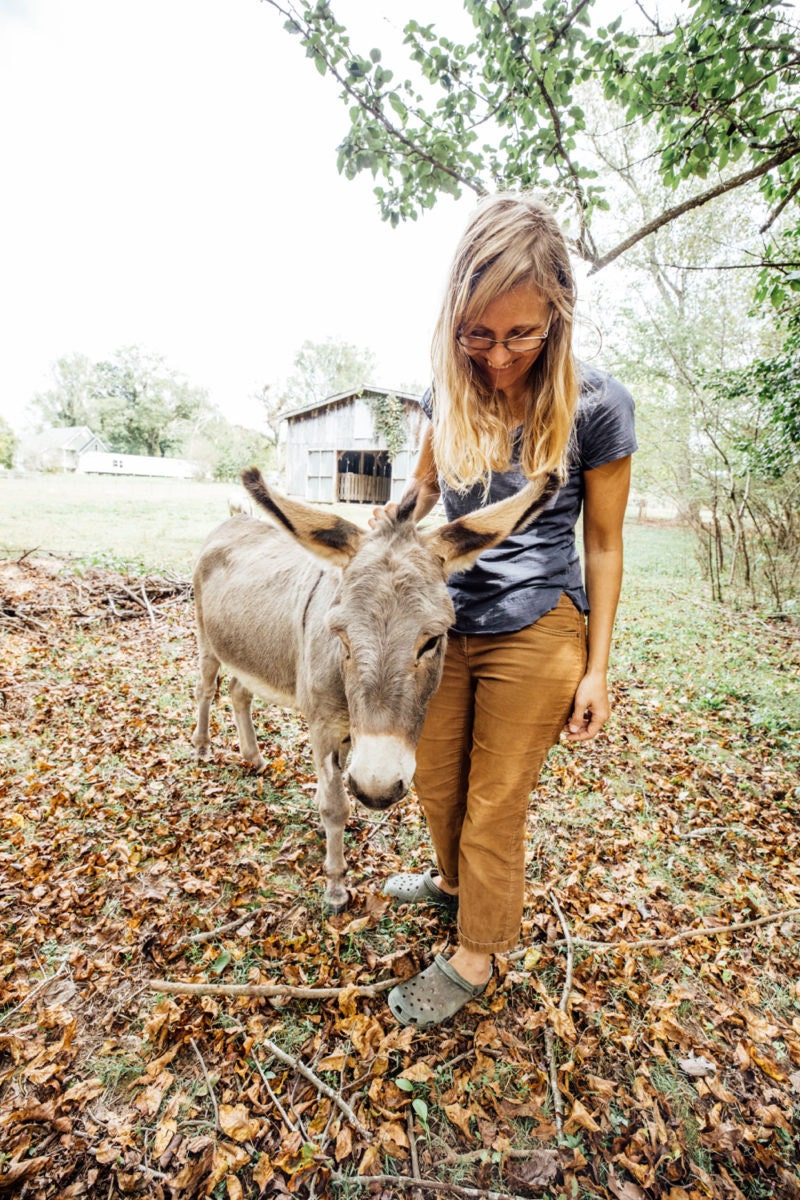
[307,449,336,502]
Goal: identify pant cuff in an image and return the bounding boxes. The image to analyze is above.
[457,925,518,955]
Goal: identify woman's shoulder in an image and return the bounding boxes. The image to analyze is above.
[577,363,634,412]
[574,364,637,469]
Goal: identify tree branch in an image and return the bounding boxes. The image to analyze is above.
[589,142,800,272]
[495,0,597,259]
[550,0,592,48]
[190,1037,220,1131]
[509,905,800,957]
[257,1037,372,1139]
[261,0,486,199]
[760,175,800,233]
[331,1173,533,1199]
[148,977,398,999]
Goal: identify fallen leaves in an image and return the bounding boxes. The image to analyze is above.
[0,556,799,1199]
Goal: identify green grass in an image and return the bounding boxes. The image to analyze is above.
[0,473,379,572]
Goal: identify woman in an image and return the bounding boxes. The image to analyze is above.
[383,193,637,1029]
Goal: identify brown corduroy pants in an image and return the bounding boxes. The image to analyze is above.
[413,593,588,954]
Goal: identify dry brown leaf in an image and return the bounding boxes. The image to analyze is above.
[505,1148,559,1188]
[564,1099,601,1133]
[444,1102,476,1141]
[334,1125,353,1162]
[226,1175,244,1200]
[252,1151,274,1189]
[678,1052,716,1077]
[218,1103,260,1143]
[607,1163,649,1200]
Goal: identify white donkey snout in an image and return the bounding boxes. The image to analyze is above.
[345,734,416,811]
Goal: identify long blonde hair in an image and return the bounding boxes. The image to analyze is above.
[430,193,579,491]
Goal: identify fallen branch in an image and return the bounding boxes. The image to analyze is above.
[509,906,800,958]
[0,604,48,631]
[0,962,69,1026]
[259,1037,371,1141]
[189,1037,219,1131]
[253,1054,298,1133]
[407,1107,423,1200]
[331,1173,531,1199]
[147,977,397,1000]
[176,905,271,947]
[543,891,573,1133]
[550,892,574,1008]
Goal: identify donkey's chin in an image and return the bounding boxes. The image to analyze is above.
[345,734,415,811]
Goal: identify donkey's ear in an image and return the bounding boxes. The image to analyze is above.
[242,467,364,564]
[422,474,558,578]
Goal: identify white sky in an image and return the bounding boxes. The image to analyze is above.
[0,0,477,434]
[0,0,634,436]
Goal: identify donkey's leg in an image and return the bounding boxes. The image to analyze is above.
[228,675,265,771]
[191,646,220,760]
[310,730,351,913]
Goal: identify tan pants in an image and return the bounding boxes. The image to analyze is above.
[413,594,588,953]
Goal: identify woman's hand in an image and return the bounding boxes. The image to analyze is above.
[368,502,397,530]
[564,670,610,741]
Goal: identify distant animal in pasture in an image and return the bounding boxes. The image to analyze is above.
[227,491,254,518]
[192,466,556,911]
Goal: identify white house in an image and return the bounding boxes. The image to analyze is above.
[22,426,108,472]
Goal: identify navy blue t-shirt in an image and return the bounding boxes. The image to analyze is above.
[421,365,637,635]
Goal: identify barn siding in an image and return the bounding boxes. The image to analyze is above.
[283,390,424,503]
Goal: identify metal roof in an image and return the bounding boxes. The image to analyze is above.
[281,385,423,422]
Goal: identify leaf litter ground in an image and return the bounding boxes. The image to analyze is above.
[1,554,799,1200]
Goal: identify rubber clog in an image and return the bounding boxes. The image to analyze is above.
[388,954,490,1029]
[383,868,458,912]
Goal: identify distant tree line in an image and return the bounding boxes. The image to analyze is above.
[29,346,275,482]
[26,338,383,484]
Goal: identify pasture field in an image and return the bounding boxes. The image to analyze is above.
[0,473,798,1199]
[0,473,259,572]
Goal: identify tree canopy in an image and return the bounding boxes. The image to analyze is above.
[264,0,800,272]
[31,347,213,459]
[275,337,378,410]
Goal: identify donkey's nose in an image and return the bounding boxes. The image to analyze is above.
[345,772,407,811]
[344,733,415,811]
[345,772,408,810]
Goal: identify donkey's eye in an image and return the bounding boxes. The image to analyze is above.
[417,635,442,660]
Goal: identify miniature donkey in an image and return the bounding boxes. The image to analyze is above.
[192,466,555,911]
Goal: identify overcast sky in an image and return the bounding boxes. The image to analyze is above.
[0,0,628,436]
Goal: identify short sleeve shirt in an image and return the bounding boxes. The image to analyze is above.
[421,364,637,635]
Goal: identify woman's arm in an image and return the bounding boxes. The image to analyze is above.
[565,455,631,742]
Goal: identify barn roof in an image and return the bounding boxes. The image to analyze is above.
[281,385,423,422]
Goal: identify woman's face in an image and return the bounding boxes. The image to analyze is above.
[460,285,553,403]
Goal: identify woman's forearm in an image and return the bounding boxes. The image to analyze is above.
[584,546,623,676]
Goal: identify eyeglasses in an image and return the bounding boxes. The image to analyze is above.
[457,311,553,354]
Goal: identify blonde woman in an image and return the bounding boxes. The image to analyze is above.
[383,193,637,1029]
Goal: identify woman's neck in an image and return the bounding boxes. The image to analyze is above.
[498,384,528,428]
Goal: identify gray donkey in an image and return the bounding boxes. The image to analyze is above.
[191,466,555,911]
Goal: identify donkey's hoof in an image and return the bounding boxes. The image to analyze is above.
[325,890,349,915]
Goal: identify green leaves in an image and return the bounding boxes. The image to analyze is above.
[262,0,799,271]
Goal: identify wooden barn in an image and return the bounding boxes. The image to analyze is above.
[281,386,426,505]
